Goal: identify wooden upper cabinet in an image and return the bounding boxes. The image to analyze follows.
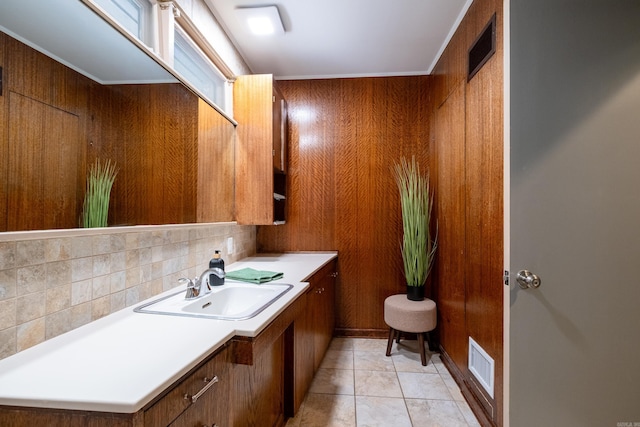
[234,74,288,225]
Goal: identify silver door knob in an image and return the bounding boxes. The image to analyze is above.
[516,270,541,289]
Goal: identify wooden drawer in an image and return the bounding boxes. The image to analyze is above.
[144,345,229,427]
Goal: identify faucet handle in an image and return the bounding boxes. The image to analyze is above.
[180,277,199,300]
[202,276,212,294]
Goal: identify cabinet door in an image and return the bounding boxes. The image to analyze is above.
[319,267,336,347]
[291,292,314,415]
[290,266,336,415]
[234,74,288,225]
[308,261,337,372]
[234,74,276,225]
[310,286,324,372]
[230,333,285,427]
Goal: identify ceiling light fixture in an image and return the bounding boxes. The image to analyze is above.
[236,6,285,36]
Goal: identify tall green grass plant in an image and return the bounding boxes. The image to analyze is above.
[393,156,437,287]
[81,159,118,228]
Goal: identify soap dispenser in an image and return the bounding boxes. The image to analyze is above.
[209,250,225,286]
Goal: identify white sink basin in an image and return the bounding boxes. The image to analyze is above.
[134,282,293,320]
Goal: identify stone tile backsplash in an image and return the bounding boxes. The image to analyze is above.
[0,223,256,360]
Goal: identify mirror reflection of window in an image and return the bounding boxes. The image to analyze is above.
[89,0,233,116]
[174,26,229,113]
[93,0,153,47]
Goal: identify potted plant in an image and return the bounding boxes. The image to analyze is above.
[80,159,118,228]
[393,156,437,301]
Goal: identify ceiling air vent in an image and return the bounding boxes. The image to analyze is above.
[468,13,496,81]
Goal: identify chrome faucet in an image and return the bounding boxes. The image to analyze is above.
[180,267,225,300]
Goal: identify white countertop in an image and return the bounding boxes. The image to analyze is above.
[0,252,337,413]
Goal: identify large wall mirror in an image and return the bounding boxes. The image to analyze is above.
[0,0,236,232]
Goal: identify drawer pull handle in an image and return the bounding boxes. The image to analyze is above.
[184,376,219,403]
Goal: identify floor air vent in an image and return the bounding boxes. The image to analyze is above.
[468,337,494,398]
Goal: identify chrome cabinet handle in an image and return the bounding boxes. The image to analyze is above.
[516,270,541,289]
[184,376,219,404]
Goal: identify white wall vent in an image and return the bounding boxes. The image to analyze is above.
[468,336,494,398]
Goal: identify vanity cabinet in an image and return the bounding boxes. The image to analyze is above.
[289,259,337,415]
[227,258,337,423]
[0,256,338,427]
[234,74,288,225]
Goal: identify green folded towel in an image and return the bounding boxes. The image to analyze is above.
[226,268,284,284]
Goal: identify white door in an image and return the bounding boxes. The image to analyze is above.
[509,0,640,425]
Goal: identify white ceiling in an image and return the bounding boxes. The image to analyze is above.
[205,0,472,80]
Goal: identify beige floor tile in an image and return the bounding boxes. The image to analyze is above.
[328,337,357,351]
[441,374,465,401]
[287,338,481,427]
[431,354,449,372]
[405,398,469,427]
[355,396,412,427]
[391,337,429,354]
[354,350,396,371]
[309,368,354,395]
[352,338,388,352]
[299,393,356,427]
[397,372,453,400]
[391,348,438,374]
[457,400,482,427]
[354,370,403,398]
[321,349,354,370]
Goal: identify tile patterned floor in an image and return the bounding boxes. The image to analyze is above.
[286,337,481,427]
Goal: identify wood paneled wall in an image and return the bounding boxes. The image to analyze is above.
[0,32,91,231]
[257,77,431,335]
[430,0,504,425]
[432,82,467,371]
[197,98,235,223]
[0,32,235,231]
[86,83,199,226]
